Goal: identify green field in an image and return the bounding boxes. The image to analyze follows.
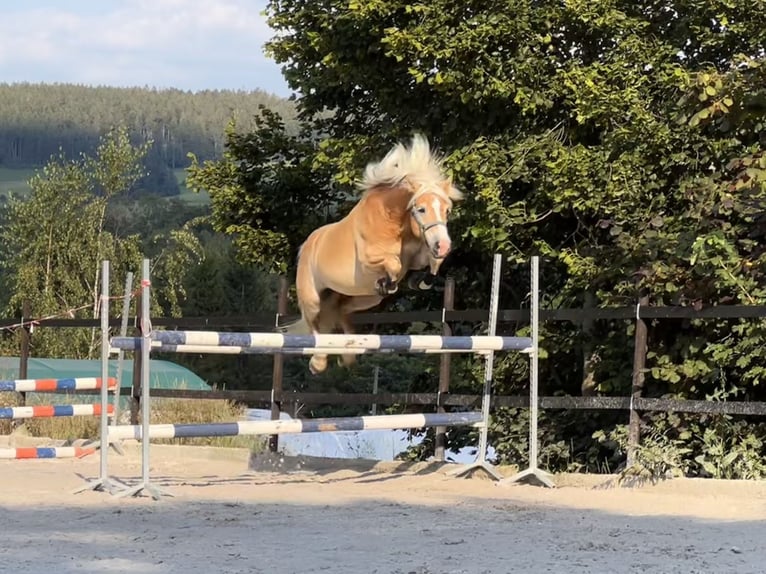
[0,167,36,198]
[0,167,210,205]
[173,168,211,205]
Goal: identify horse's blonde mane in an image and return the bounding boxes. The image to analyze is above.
[359,134,463,203]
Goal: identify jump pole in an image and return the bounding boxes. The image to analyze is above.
[103,257,536,498]
[74,260,121,495]
[111,343,501,355]
[499,255,555,488]
[108,270,134,457]
[1,446,96,459]
[447,253,504,480]
[0,404,113,419]
[110,334,531,352]
[108,412,483,440]
[0,377,115,392]
[116,258,170,501]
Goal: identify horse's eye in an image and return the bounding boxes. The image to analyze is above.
[417,207,426,214]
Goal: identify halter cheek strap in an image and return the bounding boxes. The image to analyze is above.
[410,207,448,234]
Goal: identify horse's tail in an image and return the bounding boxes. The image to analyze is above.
[277,231,320,335]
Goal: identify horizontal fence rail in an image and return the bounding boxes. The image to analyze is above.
[145,388,766,417]
[5,304,766,330]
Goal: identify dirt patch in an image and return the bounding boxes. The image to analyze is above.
[0,441,764,573]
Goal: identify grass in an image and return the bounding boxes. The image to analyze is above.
[0,167,35,199]
[0,391,265,451]
[172,168,210,205]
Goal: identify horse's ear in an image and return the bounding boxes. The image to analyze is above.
[442,178,464,201]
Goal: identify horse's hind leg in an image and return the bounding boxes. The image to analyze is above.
[296,269,329,375]
[299,296,328,375]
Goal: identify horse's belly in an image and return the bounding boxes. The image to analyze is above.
[311,241,380,296]
[323,266,380,296]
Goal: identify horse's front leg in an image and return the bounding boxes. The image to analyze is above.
[363,246,403,296]
[374,255,403,296]
[414,256,445,291]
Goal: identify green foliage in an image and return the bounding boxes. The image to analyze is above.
[593,412,766,483]
[256,0,766,475]
[0,127,202,358]
[159,235,281,390]
[0,83,296,162]
[596,424,692,485]
[187,108,337,275]
[694,417,766,480]
[0,127,146,357]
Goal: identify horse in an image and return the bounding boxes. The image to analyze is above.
[285,133,463,374]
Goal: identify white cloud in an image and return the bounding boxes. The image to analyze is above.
[0,1,290,96]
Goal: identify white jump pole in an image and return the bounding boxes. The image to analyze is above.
[110,343,496,356]
[116,258,170,501]
[499,255,555,488]
[74,260,120,495]
[108,412,484,441]
[448,253,505,480]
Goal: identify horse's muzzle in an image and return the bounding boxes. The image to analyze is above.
[431,239,451,259]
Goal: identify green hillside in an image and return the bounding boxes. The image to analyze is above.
[0,83,297,197]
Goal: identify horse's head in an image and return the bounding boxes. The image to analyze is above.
[359,133,464,259]
[408,179,462,259]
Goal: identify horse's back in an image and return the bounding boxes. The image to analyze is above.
[297,217,361,295]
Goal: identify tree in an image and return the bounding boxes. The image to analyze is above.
[0,127,202,358]
[186,107,339,275]
[254,0,766,473]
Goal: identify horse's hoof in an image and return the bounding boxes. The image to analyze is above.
[309,356,327,374]
[376,277,397,296]
[418,273,436,290]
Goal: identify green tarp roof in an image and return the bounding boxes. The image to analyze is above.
[0,357,210,391]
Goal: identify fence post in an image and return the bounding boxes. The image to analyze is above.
[434,276,455,462]
[581,291,597,396]
[627,292,650,467]
[18,300,30,407]
[269,276,289,453]
[112,272,134,428]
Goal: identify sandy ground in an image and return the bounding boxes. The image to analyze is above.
[1,439,765,574]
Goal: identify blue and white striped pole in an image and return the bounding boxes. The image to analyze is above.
[110,333,533,353]
[108,412,483,441]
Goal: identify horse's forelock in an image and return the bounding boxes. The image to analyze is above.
[407,182,460,209]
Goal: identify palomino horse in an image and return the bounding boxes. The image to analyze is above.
[288,134,463,374]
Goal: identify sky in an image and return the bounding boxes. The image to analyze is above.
[0,0,293,97]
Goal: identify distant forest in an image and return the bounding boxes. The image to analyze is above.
[0,83,297,196]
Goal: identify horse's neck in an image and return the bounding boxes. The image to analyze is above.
[362,186,412,235]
